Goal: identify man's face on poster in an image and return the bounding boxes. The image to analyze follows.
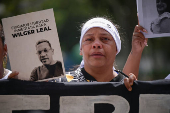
[36,42,54,65]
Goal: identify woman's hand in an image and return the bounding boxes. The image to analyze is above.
[8,71,19,79]
[132,25,148,54]
[124,73,137,91]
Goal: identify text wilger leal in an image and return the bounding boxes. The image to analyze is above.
[11,19,51,38]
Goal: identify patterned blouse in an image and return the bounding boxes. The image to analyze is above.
[49,67,128,83]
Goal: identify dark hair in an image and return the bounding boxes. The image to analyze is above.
[0,23,5,45]
[36,39,52,48]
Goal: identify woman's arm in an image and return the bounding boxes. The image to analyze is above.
[123,25,148,78]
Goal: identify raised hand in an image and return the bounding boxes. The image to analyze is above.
[131,25,148,54]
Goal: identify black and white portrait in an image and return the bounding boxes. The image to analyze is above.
[30,39,64,81]
[151,0,170,34]
[137,0,170,38]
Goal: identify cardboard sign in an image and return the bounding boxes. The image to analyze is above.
[2,9,65,81]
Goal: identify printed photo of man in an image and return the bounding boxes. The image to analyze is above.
[30,39,64,81]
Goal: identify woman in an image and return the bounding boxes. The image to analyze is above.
[52,17,147,91]
[0,23,18,79]
[151,0,170,33]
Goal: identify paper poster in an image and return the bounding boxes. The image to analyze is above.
[137,0,170,38]
[2,9,65,81]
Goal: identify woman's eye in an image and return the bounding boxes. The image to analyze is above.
[85,38,92,41]
[102,37,110,41]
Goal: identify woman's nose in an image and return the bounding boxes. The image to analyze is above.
[92,40,102,49]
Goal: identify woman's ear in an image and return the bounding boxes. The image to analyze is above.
[115,47,118,54]
[80,50,82,56]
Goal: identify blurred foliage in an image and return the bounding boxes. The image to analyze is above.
[0,0,169,80]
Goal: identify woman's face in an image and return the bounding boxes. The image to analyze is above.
[156,0,167,15]
[80,27,117,69]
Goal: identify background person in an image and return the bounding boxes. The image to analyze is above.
[0,23,18,79]
[30,39,64,81]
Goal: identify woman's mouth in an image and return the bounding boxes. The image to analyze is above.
[91,52,104,58]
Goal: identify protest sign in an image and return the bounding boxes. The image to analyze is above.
[2,9,65,81]
[0,79,170,113]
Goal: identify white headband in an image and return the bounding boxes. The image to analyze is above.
[79,17,121,54]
